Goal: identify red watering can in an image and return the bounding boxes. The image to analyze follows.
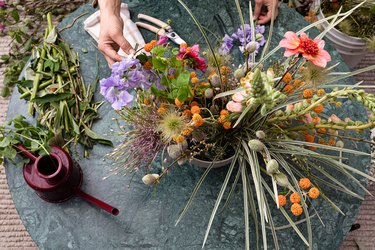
[15,144,119,216]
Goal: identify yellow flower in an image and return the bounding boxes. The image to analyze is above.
[172,134,185,144]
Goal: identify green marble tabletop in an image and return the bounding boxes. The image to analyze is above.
[5,1,370,249]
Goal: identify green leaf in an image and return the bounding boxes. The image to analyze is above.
[82,124,113,146]
[177,86,189,102]
[10,9,19,22]
[0,137,10,148]
[33,93,72,104]
[2,147,17,159]
[150,45,166,56]
[152,57,167,71]
[175,71,190,87]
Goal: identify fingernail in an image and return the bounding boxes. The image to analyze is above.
[129,49,135,54]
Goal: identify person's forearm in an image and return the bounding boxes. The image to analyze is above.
[98,0,121,15]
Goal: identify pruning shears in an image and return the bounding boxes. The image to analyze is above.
[136,14,186,45]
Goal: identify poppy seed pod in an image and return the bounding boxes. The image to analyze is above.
[248,139,265,152]
[256,130,266,139]
[142,174,160,186]
[234,68,246,79]
[245,41,257,53]
[210,74,221,87]
[205,88,214,98]
[275,173,290,187]
[266,159,279,174]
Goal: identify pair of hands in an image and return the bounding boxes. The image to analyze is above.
[98,0,279,67]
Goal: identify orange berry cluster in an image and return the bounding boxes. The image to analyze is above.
[278,178,320,216]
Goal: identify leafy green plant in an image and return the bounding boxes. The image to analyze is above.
[0,0,86,97]
[0,114,54,165]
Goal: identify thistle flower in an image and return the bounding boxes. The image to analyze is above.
[157,111,187,143]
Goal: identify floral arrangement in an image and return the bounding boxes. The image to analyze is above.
[100,1,375,249]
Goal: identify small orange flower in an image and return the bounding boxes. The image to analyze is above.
[180,43,187,49]
[303,89,313,99]
[317,128,326,134]
[318,138,326,145]
[312,117,321,125]
[290,192,301,203]
[291,203,303,216]
[278,195,287,207]
[293,79,304,88]
[282,72,293,83]
[191,106,201,114]
[144,40,157,52]
[217,115,227,124]
[143,61,153,70]
[160,103,168,109]
[191,77,199,84]
[157,107,167,114]
[328,138,336,146]
[220,109,229,116]
[190,71,197,78]
[223,121,232,129]
[304,134,315,143]
[299,178,311,189]
[182,109,192,117]
[308,187,320,199]
[172,134,185,144]
[220,66,231,75]
[317,89,325,96]
[181,127,193,136]
[168,75,175,79]
[200,82,210,87]
[313,104,324,114]
[190,101,199,107]
[175,98,184,107]
[143,98,151,105]
[192,114,204,127]
[283,84,294,94]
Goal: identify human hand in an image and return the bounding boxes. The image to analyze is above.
[98,0,134,67]
[254,0,279,25]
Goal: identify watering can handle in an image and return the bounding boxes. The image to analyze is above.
[14,144,38,162]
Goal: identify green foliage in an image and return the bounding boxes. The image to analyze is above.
[0,115,54,165]
[0,0,86,97]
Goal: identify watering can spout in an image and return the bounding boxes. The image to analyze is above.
[14,144,38,162]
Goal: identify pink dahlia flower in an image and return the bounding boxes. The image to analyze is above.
[279,32,331,68]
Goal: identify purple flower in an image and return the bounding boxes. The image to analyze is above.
[223,24,266,55]
[219,34,234,55]
[111,57,139,78]
[100,76,133,110]
[0,1,5,7]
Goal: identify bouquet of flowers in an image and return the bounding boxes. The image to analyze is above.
[100,1,375,249]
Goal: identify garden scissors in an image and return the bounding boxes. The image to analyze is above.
[135,14,186,45]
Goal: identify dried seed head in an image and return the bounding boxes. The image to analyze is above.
[248,139,265,152]
[142,174,160,186]
[266,159,279,174]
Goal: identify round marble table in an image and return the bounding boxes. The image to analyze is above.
[5,1,370,249]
